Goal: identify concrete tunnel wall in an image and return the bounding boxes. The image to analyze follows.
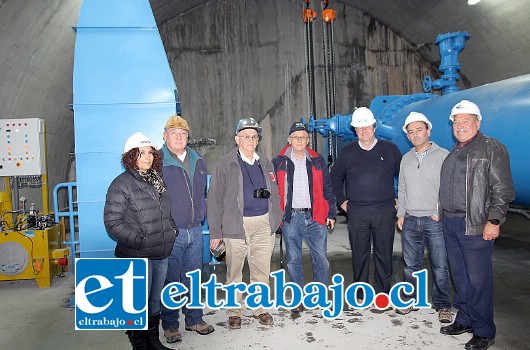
[0,0,82,209]
[0,0,438,208]
[157,0,439,169]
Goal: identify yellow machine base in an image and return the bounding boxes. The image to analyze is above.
[0,224,67,288]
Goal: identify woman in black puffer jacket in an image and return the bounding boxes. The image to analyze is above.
[104,132,177,350]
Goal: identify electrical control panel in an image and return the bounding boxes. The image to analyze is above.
[0,118,46,176]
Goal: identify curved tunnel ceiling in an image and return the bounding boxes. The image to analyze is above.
[150,0,530,87]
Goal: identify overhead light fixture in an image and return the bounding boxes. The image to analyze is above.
[468,0,482,5]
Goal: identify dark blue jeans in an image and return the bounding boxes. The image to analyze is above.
[282,210,329,287]
[402,214,451,310]
[443,216,495,338]
[148,257,168,316]
[347,206,396,296]
[161,225,204,329]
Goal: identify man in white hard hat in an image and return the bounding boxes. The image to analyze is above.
[439,100,514,350]
[396,112,452,323]
[159,115,215,343]
[330,107,402,302]
[208,117,282,329]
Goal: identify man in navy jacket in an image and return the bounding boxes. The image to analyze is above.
[159,115,214,343]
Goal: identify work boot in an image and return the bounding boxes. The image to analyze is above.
[147,314,172,350]
[164,327,182,343]
[185,321,215,335]
[438,308,453,323]
[125,330,149,350]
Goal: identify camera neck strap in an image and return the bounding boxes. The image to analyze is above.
[238,151,266,190]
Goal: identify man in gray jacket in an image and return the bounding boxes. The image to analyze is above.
[396,112,452,323]
[208,117,282,330]
[439,100,514,350]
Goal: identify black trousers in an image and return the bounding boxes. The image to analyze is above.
[347,206,397,297]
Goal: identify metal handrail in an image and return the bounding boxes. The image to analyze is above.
[53,182,78,272]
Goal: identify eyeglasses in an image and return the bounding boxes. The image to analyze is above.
[238,135,260,141]
[289,136,309,141]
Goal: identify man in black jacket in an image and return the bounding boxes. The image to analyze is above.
[439,100,515,350]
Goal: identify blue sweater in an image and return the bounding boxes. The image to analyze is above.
[330,140,401,211]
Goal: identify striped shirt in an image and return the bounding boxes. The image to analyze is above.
[290,149,312,209]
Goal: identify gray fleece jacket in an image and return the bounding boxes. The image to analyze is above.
[397,142,449,218]
[207,147,282,240]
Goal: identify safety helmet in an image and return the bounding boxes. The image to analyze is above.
[450,100,482,121]
[402,112,433,133]
[351,107,376,128]
[235,117,262,135]
[123,132,154,154]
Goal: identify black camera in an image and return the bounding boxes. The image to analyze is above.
[253,188,271,199]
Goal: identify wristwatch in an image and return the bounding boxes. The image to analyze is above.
[488,219,500,225]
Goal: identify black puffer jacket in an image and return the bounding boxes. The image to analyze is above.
[104,168,177,259]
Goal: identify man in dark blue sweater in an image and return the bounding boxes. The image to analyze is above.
[330,107,402,302]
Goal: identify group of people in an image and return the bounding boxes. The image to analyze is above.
[329,100,514,350]
[104,99,514,350]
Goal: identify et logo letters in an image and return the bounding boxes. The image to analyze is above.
[75,258,148,330]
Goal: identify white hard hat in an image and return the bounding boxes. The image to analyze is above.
[351,107,376,128]
[450,100,482,121]
[402,112,433,133]
[123,132,154,154]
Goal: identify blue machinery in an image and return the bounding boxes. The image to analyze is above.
[72,0,180,259]
[70,1,529,263]
[309,32,530,206]
[71,0,216,264]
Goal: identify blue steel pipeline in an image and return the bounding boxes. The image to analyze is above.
[307,30,530,206]
[308,75,530,206]
[372,74,530,206]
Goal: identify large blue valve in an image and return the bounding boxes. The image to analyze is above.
[423,32,470,95]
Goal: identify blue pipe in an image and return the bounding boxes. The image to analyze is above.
[310,75,530,206]
[307,31,530,206]
[374,74,530,206]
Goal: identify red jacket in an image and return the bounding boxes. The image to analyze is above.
[272,145,337,225]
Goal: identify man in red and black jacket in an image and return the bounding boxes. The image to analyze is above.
[272,122,337,313]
